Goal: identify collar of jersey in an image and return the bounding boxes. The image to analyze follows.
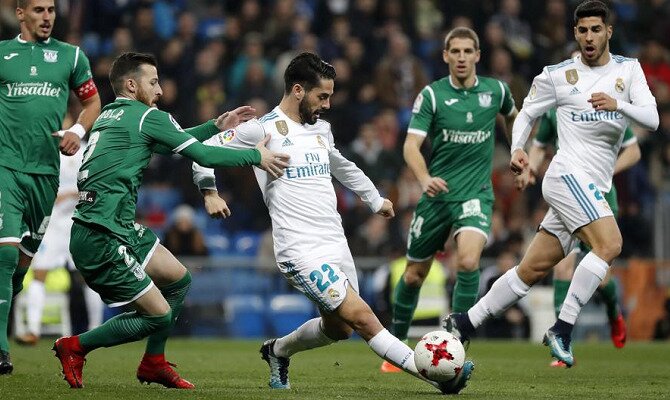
[575,53,613,71]
[16,34,51,45]
[448,75,479,91]
[274,106,304,128]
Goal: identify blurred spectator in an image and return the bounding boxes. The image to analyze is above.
[640,39,670,93]
[488,47,529,108]
[490,0,533,65]
[374,31,429,125]
[164,205,209,257]
[228,32,274,98]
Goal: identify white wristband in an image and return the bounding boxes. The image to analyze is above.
[58,123,87,139]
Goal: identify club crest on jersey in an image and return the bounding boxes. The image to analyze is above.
[478,92,492,107]
[615,78,625,93]
[529,84,537,100]
[466,112,473,123]
[218,129,235,144]
[317,135,327,149]
[30,65,37,76]
[275,120,289,136]
[42,49,58,63]
[565,69,579,85]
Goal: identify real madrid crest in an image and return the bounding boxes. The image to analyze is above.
[275,120,289,136]
[317,135,327,149]
[615,78,625,93]
[565,69,579,85]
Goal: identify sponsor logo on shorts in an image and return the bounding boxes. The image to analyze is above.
[78,190,97,203]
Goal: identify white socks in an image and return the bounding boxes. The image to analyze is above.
[367,328,418,375]
[25,280,46,335]
[84,285,104,330]
[558,252,608,324]
[468,266,530,328]
[273,318,336,358]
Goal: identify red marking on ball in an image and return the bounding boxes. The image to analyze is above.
[424,339,454,366]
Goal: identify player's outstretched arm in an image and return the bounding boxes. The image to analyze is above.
[329,142,386,213]
[53,94,102,156]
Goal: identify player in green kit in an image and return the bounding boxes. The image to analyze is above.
[0,0,102,374]
[515,108,640,365]
[382,27,518,373]
[51,52,290,389]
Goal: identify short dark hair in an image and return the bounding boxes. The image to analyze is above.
[574,0,610,25]
[109,52,157,95]
[444,27,480,51]
[283,52,336,94]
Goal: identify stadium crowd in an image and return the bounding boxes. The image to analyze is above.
[1,0,668,262]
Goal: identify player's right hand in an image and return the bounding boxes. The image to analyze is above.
[421,176,449,197]
[376,198,395,219]
[256,135,290,178]
[510,149,529,176]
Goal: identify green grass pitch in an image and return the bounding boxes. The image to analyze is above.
[1,339,669,399]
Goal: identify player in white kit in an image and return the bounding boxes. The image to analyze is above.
[193,53,474,394]
[15,146,104,345]
[444,0,659,367]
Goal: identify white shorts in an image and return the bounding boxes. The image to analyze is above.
[277,245,358,312]
[540,170,613,255]
[31,199,76,270]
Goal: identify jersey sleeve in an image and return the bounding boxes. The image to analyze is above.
[327,130,384,212]
[499,80,515,115]
[511,68,557,152]
[407,86,435,137]
[140,108,199,153]
[629,60,657,107]
[69,47,94,88]
[193,119,266,191]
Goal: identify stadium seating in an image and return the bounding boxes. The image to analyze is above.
[268,294,316,337]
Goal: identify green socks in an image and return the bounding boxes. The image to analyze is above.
[597,279,620,320]
[553,279,571,318]
[145,271,192,355]
[79,310,172,352]
[452,270,480,313]
[11,265,29,299]
[0,246,19,352]
[392,278,421,341]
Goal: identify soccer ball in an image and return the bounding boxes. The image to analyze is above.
[414,330,465,382]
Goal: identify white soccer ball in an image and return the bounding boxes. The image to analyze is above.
[414,330,465,382]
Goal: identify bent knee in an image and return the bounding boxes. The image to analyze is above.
[403,263,430,286]
[455,255,480,272]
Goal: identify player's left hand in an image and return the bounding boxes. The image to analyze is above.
[52,130,81,156]
[588,92,618,112]
[215,106,257,131]
[376,198,395,219]
[202,190,231,219]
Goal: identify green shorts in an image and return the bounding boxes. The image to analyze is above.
[578,185,618,253]
[70,221,159,307]
[406,197,493,261]
[0,166,58,255]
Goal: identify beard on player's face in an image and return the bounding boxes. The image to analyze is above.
[298,96,320,125]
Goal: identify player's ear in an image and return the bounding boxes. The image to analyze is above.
[126,78,136,94]
[15,7,24,22]
[292,83,304,101]
[606,25,612,40]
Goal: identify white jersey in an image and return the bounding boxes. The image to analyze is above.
[193,106,384,262]
[515,54,656,192]
[58,142,85,196]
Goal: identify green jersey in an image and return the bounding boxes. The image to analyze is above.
[0,35,93,175]
[408,75,515,202]
[73,98,259,241]
[535,108,637,150]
